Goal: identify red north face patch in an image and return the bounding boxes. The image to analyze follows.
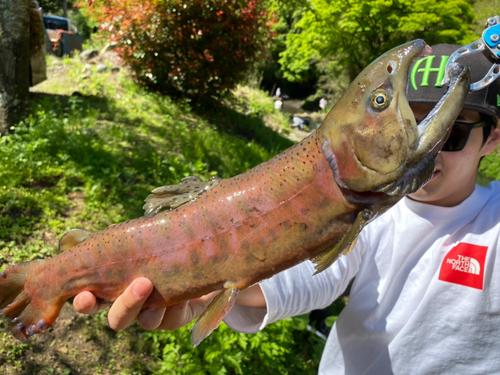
[439,243,488,290]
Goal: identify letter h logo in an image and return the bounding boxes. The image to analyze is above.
[411,55,450,91]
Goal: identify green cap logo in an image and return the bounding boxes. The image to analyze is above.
[411,55,450,91]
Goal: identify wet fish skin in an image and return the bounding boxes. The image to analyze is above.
[0,40,470,345]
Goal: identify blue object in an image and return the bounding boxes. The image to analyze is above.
[483,24,500,58]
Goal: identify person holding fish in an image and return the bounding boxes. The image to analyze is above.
[71,42,500,373]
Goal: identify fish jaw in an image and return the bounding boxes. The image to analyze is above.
[316,40,470,195]
[372,62,471,195]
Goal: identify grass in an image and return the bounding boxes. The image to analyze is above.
[0,54,333,374]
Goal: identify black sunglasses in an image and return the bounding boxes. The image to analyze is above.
[441,120,489,152]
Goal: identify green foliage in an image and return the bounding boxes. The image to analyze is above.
[145,319,324,374]
[279,0,478,84]
[1,54,327,373]
[472,0,500,36]
[257,0,319,97]
[38,0,76,16]
[479,150,500,181]
[68,7,95,40]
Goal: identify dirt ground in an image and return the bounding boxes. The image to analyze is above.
[0,303,157,375]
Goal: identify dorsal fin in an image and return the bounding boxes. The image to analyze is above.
[59,229,93,252]
[143,176,221,216]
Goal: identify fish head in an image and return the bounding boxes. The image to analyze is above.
[318,39,470,196]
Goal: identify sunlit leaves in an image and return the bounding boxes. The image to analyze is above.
[279,0,477,82]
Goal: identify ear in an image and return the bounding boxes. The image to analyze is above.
[480,120,500,156]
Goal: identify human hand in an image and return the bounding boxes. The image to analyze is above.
[73,277,217,331]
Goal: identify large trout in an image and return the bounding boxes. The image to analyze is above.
[0,40,470,346]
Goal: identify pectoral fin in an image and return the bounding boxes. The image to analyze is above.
[59,229,93,251]
[143,176,221,216]
[190,287,239,347]
[312,209,372,275]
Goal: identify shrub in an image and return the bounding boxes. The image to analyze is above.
[80,0,274,100]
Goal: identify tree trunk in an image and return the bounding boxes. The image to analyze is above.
[0,0,30,135]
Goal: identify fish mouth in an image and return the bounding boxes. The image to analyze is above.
[372,62,470,196]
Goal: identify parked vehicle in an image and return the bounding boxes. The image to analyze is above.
[43,15,83,57]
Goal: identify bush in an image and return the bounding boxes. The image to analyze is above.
[80,0,274,100]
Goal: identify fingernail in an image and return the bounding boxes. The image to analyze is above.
[132,280,151,298]
[139,307,166,330]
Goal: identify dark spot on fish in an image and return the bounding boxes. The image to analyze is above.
[190,251,201,266]
[295,223,307,230]
[280,220,291,230]
[193,272,205,280]
[212,253,229,264]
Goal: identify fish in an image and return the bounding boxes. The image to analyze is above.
[0,39,470,346]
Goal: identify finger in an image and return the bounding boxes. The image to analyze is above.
[73,291,101,315]
[156,291,219,331]
[138,307,167,330]
[108,277,154,331]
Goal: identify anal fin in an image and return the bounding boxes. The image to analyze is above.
[190,287,239,347]
[143,176,221,216]
[312,209,372,275]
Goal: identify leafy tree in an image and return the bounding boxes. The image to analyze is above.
[257,0,319,98]
[79,0,274,101]
[38,0,76,16]
[279,0,477,84]
[473,0,500,36]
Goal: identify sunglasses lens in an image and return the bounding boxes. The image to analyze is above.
[442,124,470,152]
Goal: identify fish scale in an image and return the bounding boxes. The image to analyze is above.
[0,40,470,346]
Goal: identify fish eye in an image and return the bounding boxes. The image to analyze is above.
[370,89,391,110]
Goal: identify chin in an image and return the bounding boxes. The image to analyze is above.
[408,188,441,203]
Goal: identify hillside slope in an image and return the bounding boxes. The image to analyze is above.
[0,53,326,375]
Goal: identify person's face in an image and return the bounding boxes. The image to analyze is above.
[408,104,500,207]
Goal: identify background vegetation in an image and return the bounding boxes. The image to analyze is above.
[0,53,331,374]
[2,0,500,373]
[79,0,274,100]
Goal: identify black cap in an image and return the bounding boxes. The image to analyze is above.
[408,44,500,119]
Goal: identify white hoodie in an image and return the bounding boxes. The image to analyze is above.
[224,182,500,374]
